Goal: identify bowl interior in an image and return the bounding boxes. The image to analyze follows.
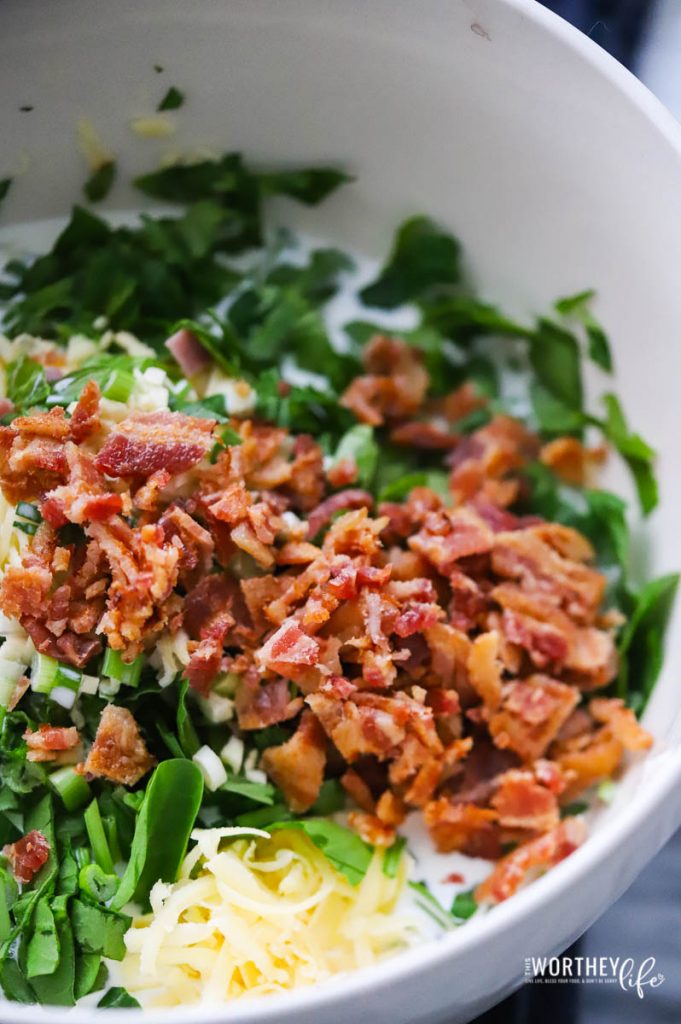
[1,1,681,1022]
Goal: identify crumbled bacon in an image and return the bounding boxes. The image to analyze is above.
[3,830,50,884]
[235,678,303,731]
[69,380,101,444]
[79,705,155,786]
[24,724,80,763]
[0,344,652,901]
[475,818,587,903]
[261,711,326,812]
[306,489,373,539]
[95,411,215,477]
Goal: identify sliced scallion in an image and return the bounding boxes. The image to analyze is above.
[14,520,37,536]
[101,649,144,687]
[78,862,119,904]
[49,766,91,811]
[15,502,41,523]
[84,800,115,874]
[102,368,135,403]
[30,652,59,694]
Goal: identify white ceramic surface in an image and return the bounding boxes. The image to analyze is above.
[1,1,681,1022]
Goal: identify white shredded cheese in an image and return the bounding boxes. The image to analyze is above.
[119,828,420,1007]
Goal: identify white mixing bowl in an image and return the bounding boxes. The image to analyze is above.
[1,1,681,1022]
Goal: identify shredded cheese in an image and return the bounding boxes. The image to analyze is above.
[120,828,421,1007]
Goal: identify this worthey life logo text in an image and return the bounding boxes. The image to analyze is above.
[524,955,665,999]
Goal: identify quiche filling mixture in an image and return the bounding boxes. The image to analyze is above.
[0,148,674,1008]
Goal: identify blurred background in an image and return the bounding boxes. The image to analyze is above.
[471,3,681,1023]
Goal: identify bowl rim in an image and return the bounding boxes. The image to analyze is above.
[3,0,681,1020]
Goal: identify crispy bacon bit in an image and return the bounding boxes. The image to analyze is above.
[24,725,80,763]
[327,457,358,488]
[467,631,503,711]
[95,411,215,477]
[3,830,50,884]
[256,619,320,671]
[348,811,396,847]
[489,676,579,762]
[424,799,501,858]
[69,380,101,444]
[589,698,653,752]
[306,489,373,539]
[0,339,651,900]
[235,678,303,731]
[165,327,212,377]
[540,437,606,487]
[79,705,155,786]
[261,711,326,812]
[491,769,560,832]
[340,336,429,426]
[475,818,587,904]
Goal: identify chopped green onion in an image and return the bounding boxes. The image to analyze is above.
[15,501,41,523]
[597,779,616,804]
[0,678,17,708]
[78,863,119,904]
[30,652,59,694]
[101,649,144,687]
[451,888,478,920]
[13,520,37,535]
[382,836,406,879]
[55,664,82,693]
[101,368,135,403]
[408,880,456,931]
[74,847,91,871]
[84,800,115,874]
[49,767,91,811]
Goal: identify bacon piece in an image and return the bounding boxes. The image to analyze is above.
[235,678,303,730]
[348,811,396,847]
[448,415,539,507]
[490,769,560,832]
[240,575,284,635]
[307,489,373,540]
[554,732,623,801]
[256,619,320,672]
[41,444,123,526]
[282,435,325,512]
[3,830,50,884]
[341,768,376,812]
[409,507,493,575]
[340,336,429,426]
[327,457,358,488]
[491,528,604,623]
[475,818,587,904]
[261,711,326,812]
[11,408,70,440]
[159,505,214,580]
[540,437,606,487]
[69,380,101,444]
[393,602,443,638]
[390,421,458,450]
[22,618,102,668]
[489,676,579,762]
[424,799,501,858]
[376,789,407,826]
[467,631,503,711]
[165,327,212,377]
[589,698,653,752]
[95,411,215,477]
[79,705,155,786]
[0,563,52,620]
[24,725,80,763]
